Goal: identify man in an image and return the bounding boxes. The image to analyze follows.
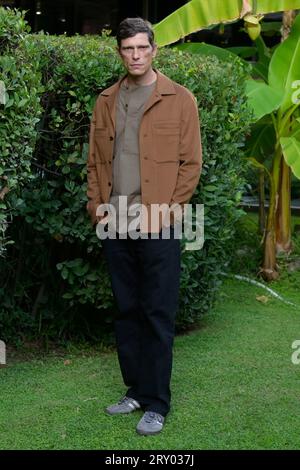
[86,17,202,436]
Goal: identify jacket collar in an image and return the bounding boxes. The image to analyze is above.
[100,69,176,97]
[100,69,176,130]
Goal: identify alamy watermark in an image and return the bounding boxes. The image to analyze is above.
[0,340,6,366]
[292,80,300,105]
[95,197,204,250]
[0,80,6,105]
[291,340,300,365]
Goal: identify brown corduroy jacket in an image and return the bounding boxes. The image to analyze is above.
[86,69,202,231]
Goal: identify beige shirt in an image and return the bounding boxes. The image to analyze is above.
[109,79,156,233]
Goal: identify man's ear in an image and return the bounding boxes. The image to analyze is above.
[116,46,121,58]
[152,43,158,58]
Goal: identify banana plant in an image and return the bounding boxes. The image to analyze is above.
[154,0,300,281]
[154,0,300,82]
[243,13,300,280]
[175,12,300,280]
[153,0,300,47]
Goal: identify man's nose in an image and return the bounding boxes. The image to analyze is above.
[132,48,141,59]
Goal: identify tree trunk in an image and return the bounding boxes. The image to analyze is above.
[260,147,281,281]
[275,158,292,253]
[281,10,296,41]
[258,168,265,234]
[260,229,279,281]
[273,10,295,254]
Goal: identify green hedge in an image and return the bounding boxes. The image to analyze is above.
[0,8,43,256]
[0,8,251,345]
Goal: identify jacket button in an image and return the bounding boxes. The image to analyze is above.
[144,156,148,160]
[109,136,114,141]
[145,179,149,183]
[108,182,112,186]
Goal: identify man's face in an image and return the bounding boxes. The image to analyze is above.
[118,33,157,78]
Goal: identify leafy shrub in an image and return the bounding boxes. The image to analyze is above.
[0,8,43,256]
[0,9,251,344]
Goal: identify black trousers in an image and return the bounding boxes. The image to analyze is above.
[102,229,181,416]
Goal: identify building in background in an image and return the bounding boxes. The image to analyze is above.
[0,0,186,35]
[0,0,284,49]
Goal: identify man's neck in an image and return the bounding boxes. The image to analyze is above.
[126,69,157,87]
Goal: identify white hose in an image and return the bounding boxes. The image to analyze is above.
[220,272,298,308]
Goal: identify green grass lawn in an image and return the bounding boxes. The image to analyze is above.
[1,270,300,450]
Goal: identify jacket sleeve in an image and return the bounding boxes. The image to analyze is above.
[170,91,202,208]
[86,105,102,226]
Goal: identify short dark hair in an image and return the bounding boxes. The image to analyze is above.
[116,17,155,48]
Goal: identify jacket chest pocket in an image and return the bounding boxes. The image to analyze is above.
[152,121,180,163]
[94,127,111,163]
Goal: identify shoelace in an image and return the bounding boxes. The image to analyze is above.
[119,397,130,405]
[144,412,163,424]
[118,396,139,407]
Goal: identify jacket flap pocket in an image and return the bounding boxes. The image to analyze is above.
[153,120,180,135]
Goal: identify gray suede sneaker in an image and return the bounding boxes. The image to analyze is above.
[136,411,165,435]
[105,396,141,415]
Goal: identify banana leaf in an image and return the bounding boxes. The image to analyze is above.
[245,79,283,121]
[269,13,300,114]
[245,118,276,161]
[174,42,247,64]
[175,39,275,84]
[227,46,257,58]
[252,35,271,81]
[153,0,300,47]
[280,136,300,179]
